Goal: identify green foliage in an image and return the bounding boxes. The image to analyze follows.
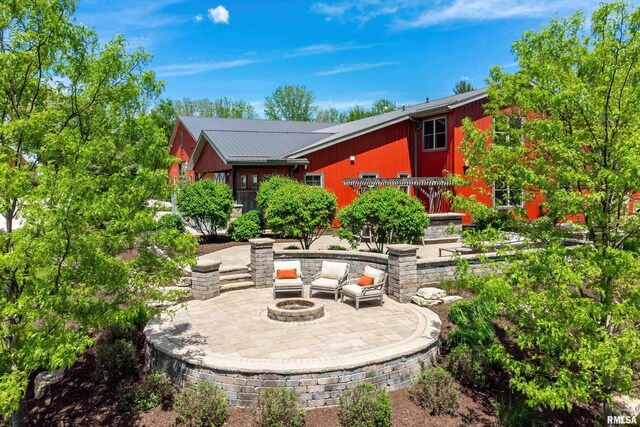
[328,244,347,251]
[251,387,306,427]
[446,300,497,348]
[264,85,317,121]
[338,383,392,427]
[176,180,233,238]
[0,2,198,419]
[444,344,491,389]
[229,210,261,241]
[453,79,475,94]
[157,214,185,233]
[622,237,640,253]
[451,2,640,411]
[149,98,178,142]
[264,181,337,249]
[283,245,300,250]
[95,339,137,381]
[174,382,228,427]
[256,175,297,215]
[408,368,459,416]
[496,398,541,427]
[315,107,343,123]
[174,97,259,119]
[337,187,429,252]
[119,370,175,412]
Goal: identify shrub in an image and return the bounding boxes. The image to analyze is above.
[338,383,392,427]
[118,370,175,411]
[446,299,497,348]
[283,245,300,250]
[444,344,489,389]
[176,180,233,238]
[256,175,297,214]
[496,398,541,427]
[94,339,137,381]
[174,382,228,427]
[337,187,429,253]
[623,237,640,253]
[230,210,261,241]
[264,182,337,249]
[408,368,459,415]
[251,387,305,427]
[156,213,184,232]
[328,244,347,251]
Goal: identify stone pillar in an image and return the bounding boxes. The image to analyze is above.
[250,238,275,288]
[191,260,221,300]
[387,244,418,303]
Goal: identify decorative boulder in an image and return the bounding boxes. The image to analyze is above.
[416,287,447,300]
[34,370,63,399]
[440,295,464,304]
[411,295,442,307]
[612,395,640,417]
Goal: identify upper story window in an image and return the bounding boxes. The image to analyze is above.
[422,117,447,151]
[179,131,184,149]
[304,173,324,187]
[494,180,524,209]
[493,115,524,146]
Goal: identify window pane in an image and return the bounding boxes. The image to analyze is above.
[436,133,446,148]
[423,135,434,150]
[424,120,434,136]
[435,118,446,134]
[305,175,322,186]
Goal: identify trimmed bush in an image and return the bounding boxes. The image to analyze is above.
[118,370,175,411]
[156,213,184,232]
[176,180,233,238]
[94,339,137,381]
[328,244,347,251]
[337,187,429,253]
[408,368,459,415]
[444,344,489,389]
[256,175,297,214]
[338,383,392,427]
[230,210,261,241]
[174,382,228,427]
[251,387,305,427]
[496,398,541,427]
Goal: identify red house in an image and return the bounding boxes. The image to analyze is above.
[168,89,531,223]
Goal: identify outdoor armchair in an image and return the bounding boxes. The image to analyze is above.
[309,261,350,300]
[341,266,387,310]
[273,260,303,298]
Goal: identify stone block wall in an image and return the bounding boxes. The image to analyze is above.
[422,213,463,242]
[191,260,221,300]
[387,245,418,303]
[416,253,504,287]
[250,238,275,288]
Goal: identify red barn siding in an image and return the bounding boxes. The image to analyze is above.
[168,122,196,182]
[193,142,229,175]
[305,121,414,208]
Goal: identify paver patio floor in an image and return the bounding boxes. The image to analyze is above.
[147,288,441,372]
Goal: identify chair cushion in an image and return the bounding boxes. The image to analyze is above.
[342,284,382,297]
[276,269,297,279]
[311,277,339,290]
[274,278,303,288]
[274,261,301,277]
[363,266,385,284]
[321,261,348,280]
[357,275,374,286]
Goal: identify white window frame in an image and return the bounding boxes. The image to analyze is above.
[359,172,379,179]
[251,175,258,188]
[422,116,447,152]
[493,181,524,209]
[398,173,411,195]
[304,173,324,187]
[240,175,247,190]
[179,130,184,149]
[492,115,525,146]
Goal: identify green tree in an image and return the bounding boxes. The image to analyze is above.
[315,107,344,123]
[370,99,397,115]
[173,97,258,119]
[150,98,178,141]
[453,2,640,412]
[0,1,197,424]
[453,79,475,94]
[176,180,233,238]
[264,85,317,121]
[337,187,429,253]
[340,105,370,122]
[264,182,337,249]
[255,175,297,214]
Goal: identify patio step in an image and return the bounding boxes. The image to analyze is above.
[220,272,252,285]
[219,264,251,275]
[221,280,255,293]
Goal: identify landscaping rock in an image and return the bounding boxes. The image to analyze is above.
[411,295,442,307]
[416,287,447,300]
[612,395,640,417]
[34,370,63,399]
[175,276,191,287]
[440,295,463,304]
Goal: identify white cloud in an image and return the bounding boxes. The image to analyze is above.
[156,59,258,77]
[316,61,398,76]
[287,42,373,57]
[208,5,230,24]
[194,14,203,22]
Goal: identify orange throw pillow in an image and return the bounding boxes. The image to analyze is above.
[276,269,297,279]
[357,275,375,286]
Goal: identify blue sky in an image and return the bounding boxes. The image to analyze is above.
[77,0,606,115]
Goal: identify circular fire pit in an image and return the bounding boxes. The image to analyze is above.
[267,298,324,322]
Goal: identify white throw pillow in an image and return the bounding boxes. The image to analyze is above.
[363,266,384,284]
[321,261,348,279]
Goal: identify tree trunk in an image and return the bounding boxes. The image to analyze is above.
[9,398,26,427]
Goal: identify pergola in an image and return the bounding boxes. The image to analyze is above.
[343,177,453,214]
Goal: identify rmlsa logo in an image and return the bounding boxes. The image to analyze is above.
[607,415,638,425]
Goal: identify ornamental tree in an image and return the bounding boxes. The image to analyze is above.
[264,182,337,249]
[337,187,429,253]
[256,175,297,214]
[0,1,197,424]
[264,85,317,121]
[176,180,233,239]
[453,2,640,412]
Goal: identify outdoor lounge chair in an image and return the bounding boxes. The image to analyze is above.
[309,261,350,300]
[359,223,373,243]
[341,266,387,310]
[273,260,303,298]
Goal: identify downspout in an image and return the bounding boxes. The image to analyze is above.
[408,116,421,177]
[290,164,299,180]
